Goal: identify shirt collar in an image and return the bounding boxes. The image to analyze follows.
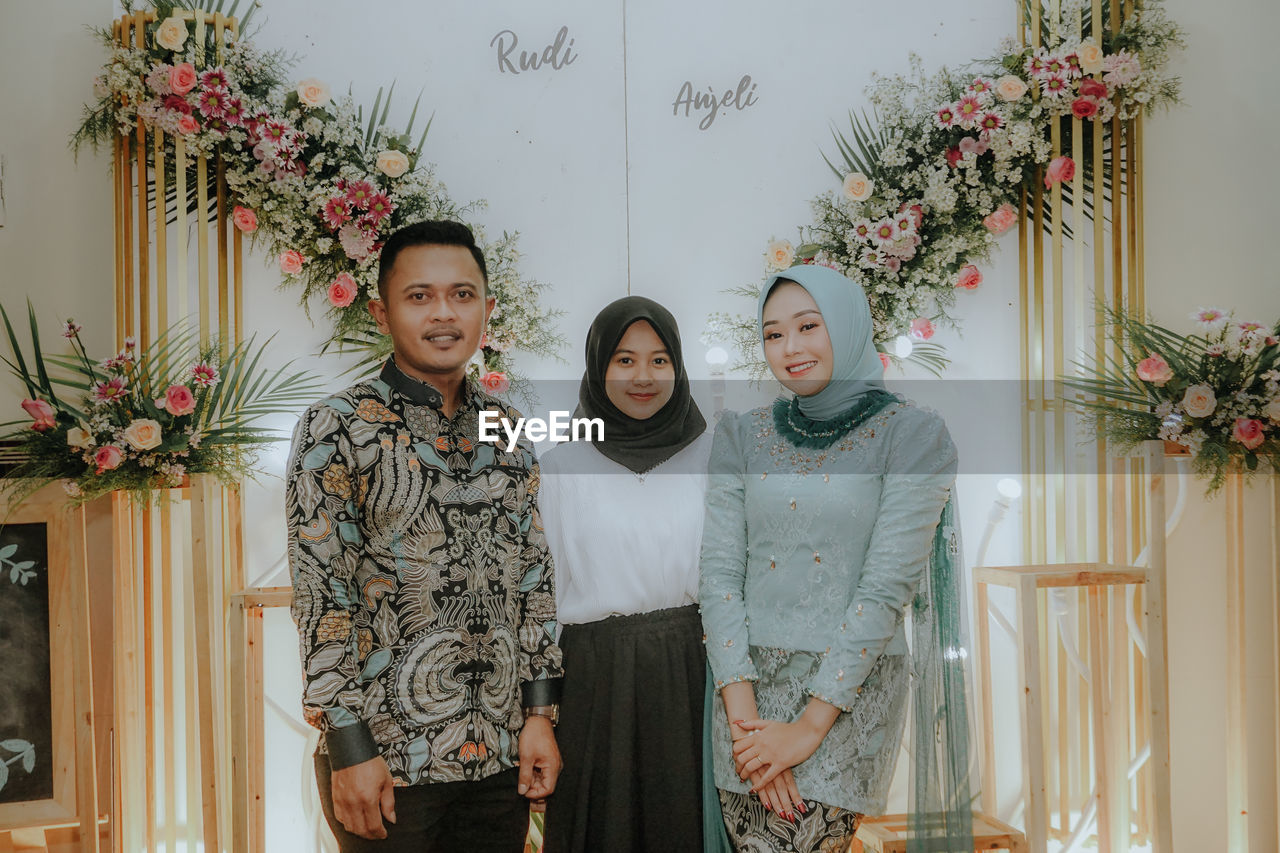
[380,357,477,412]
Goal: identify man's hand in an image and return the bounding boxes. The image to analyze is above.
[330,756,396,840]
[518,716,562,800]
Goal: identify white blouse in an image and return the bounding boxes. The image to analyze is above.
[537,432,713,626]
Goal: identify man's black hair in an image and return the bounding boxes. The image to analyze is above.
[377,220,488,298]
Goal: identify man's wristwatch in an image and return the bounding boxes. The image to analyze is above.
[523,704,560,727]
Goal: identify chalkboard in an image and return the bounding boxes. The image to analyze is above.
[0,522,53,804]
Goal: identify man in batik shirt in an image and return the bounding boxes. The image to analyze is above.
[286,220,563,852]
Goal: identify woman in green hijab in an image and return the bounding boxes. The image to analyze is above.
[699,265,973,852]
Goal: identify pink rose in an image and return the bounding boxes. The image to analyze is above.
[910,318,936,341]
[177,115,199,135]
[328,273,357,308]
[1079,78,1108,99]
[163,94,193,115]
[231,206,257,233]
[983,203,1018,235]
[1045,156,1076,189]
[878,352,891,370]
[1232,418,1265,450]
[1071,97,1099,119]
[164,384,196,417]
[955,264,983,291]
[94,444,123,473]
[1135,353,1173,386]
[278,250,305,275]
[479,371,510,395]
[169,63,197,95]
[21,398,56,432]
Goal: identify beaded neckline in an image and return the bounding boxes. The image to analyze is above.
[771,390,897,450]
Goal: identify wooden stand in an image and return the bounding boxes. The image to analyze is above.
[852,813,1028,853]
[975,442,1173,853]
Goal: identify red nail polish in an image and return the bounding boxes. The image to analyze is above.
[732,720,745,726]
[763,801,771,812]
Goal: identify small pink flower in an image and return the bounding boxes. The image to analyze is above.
[1232,418,1265,450]
[328,273,358,308]
[883,257,902,274]
[872,219,898,245]
[1103,51,1141,87]
[1079,78,1108,99]
[1044,156,1075,189]
[984,203,1018,235]
[955,264,983,291]
[279,250,305,275]
[1040,74,1070,97]
[1025,49,1048,77]
[364,192,394,223]
[879,352,891,370]
[1238,320,1266,334]
[345,180,376,208]
[221,97,246,126]
[945,147,963,168]
[1071,97,1100,119]
[62,319,82,338]
[898,202,924,230]
[968,78,994,96]
[338,223,376,261]
[164,384,196,417]
[910,318,936,341]
[94,445,123,473]
[979,112,1003,132]
[92,376,128,402]
[190,362,220,388]
[479,371,510,395]
[196,86,228,118]
[169,63,197,95]
[323,197,352,230]
[232,206,257,233]
[1135,353,1174,386]
[199,67,229,90]
[177,115,199,135]
[955,94,984,126]
[958,135,989,157]
[21,399,56,432]
[935,104,958,128]
[851,219,873,240]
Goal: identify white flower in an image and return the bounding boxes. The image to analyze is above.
[764,239,795,272]
[842,172,874,202]
[1181,384,1217,419]
[67,427,95,450]
[375,149,410,178]
[1265,398,1280,424]
[122,418,164,451]
[155,16,189,52]
[296,78,331,108]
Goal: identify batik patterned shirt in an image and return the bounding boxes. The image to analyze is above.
[286,359,563,786]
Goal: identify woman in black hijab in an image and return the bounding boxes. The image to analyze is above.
[539,296,720,853]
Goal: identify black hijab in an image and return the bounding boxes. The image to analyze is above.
[573,296,707,474]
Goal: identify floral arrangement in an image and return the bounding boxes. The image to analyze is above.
[1,304,325,506]
[74,0,562,392]
[706,0,1184,377]
[1062,304,1280,492]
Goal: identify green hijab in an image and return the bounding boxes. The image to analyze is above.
[758,263,886,421]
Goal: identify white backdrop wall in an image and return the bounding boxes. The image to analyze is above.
[0,1,1275,851]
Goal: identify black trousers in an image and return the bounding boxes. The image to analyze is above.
[315,753,530,853]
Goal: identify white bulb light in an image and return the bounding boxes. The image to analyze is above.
[997,478,1023,500]
[893,335,913,358]
[705,346,729,366]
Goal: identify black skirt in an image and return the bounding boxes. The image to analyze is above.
[544,604,706,853]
